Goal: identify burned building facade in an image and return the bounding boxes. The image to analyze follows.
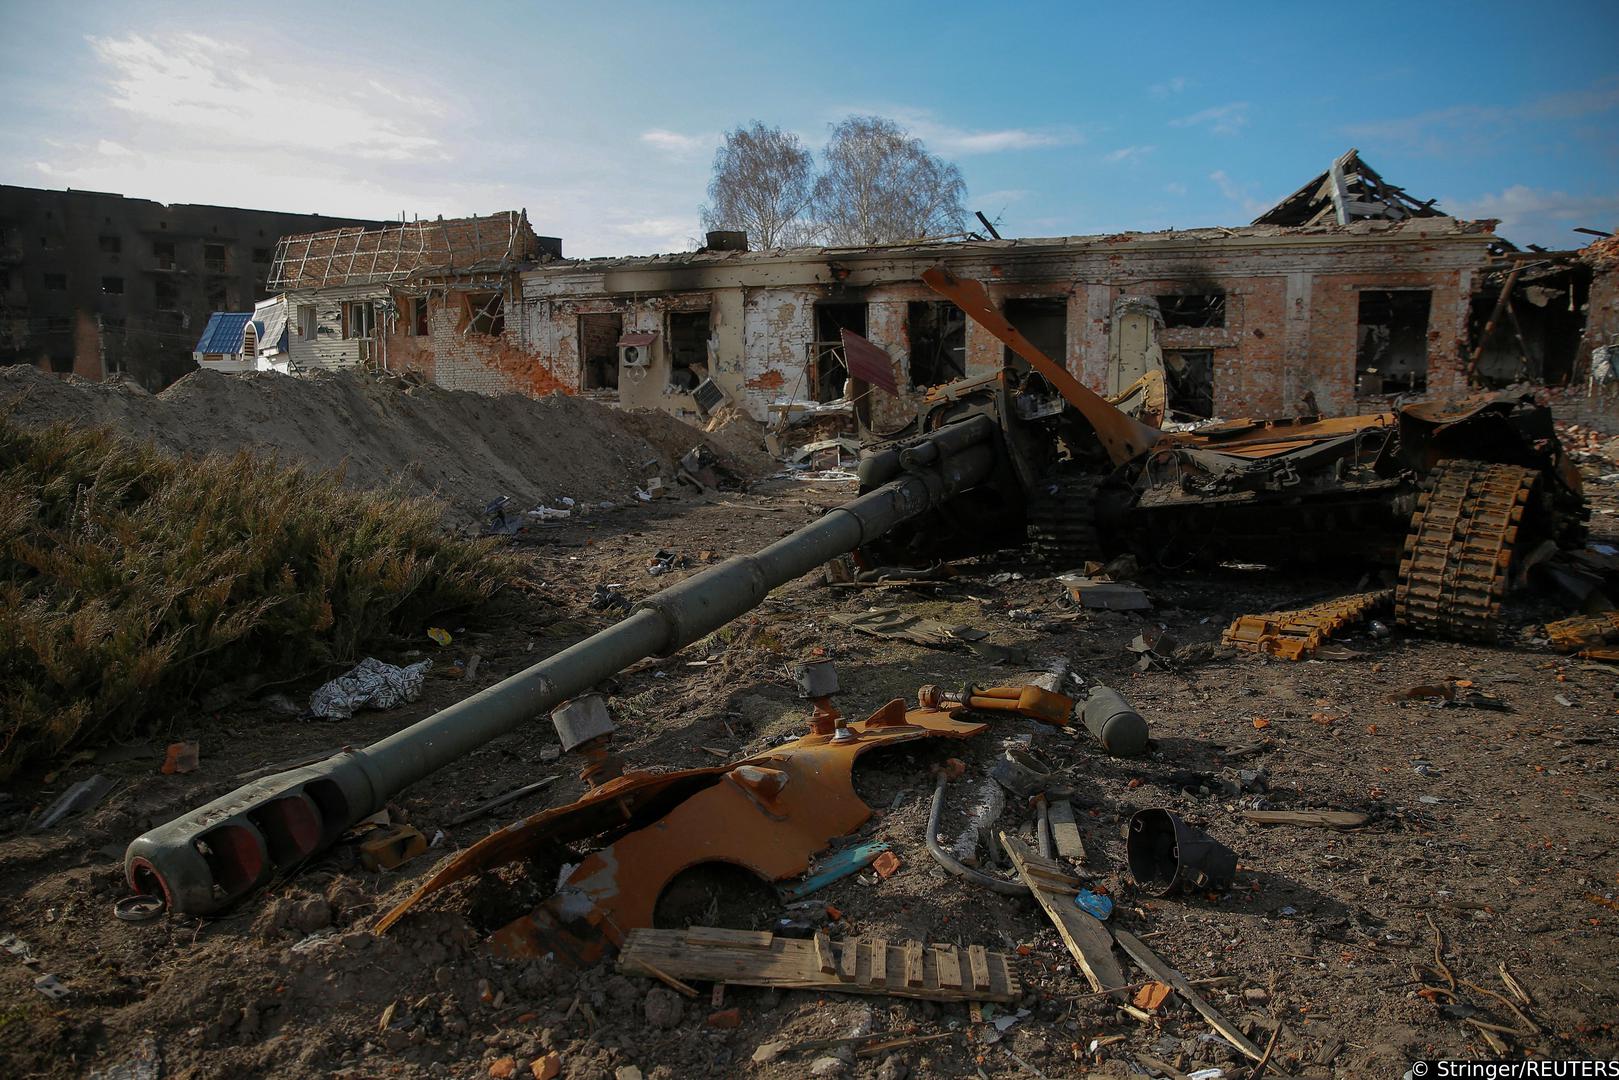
[510,216,1497,427]
[268,211,564,394]
[0,185,382,387]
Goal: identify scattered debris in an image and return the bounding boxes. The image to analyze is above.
[357,823,428,872]
[447,776,562,827]
[1223,590,1391,660]
[34,773,115,830]
[1239,809,1370,830]
[1058,575,1152,611]
[160,741,199,775]
[1125,809,1238,895]
[618,926,1021,1002]
[782,841,892,901]
[1000,832,1127,997]
[306,657,431,720]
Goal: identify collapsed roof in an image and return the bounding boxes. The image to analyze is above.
[1253,148,1447,227]
[268,211,554,290]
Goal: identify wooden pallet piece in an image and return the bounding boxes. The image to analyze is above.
[1000,832,1126,997]
[1047,800,1088,862]
[1113,929,1264,1062]
[838,937,860,982]
[619,927,1020,1003]
[1239,809,1369,830]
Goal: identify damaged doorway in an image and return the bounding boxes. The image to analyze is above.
[812,302,866,403]
[1002,298,1067,377]
[578,312,621,390]
[1165,350,1215,419]
[666,310,710,394]
[1356,290,1430,396]
[907,301,966,388]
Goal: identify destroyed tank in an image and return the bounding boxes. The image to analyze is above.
[857,267,1587,643]
[124,265,1585,919]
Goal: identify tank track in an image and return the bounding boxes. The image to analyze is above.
[1394,460,1538,642]
[1026,472,1105,566]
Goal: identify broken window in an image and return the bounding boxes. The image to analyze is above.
[403,296,429,337]
[207,282,229,311]
[812,303,867,403]
[1157,293,1226,329]
[1002,297,1067,375]
[154,280,178,312]
[99,235,121,255]
[578,312,622,390]
[44,273,66,291]
[907,301,966,388]
[1356,290,1431,395]
[153,240,176,269]
[297,305,317,339]
[463,292,505,336]
[101,276,124,295]
[666,310,711,393]
[252,247,271,264]
[204,243,228,273]
[1165,350,1215,419]
[343,301,376,340]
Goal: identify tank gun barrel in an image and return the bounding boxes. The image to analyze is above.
[124,415,1000,915]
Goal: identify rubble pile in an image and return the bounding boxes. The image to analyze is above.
[0,366,766,524]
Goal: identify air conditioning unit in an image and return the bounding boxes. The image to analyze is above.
[618,331,658,368]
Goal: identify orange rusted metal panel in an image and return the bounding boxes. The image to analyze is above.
[376,700,987,964]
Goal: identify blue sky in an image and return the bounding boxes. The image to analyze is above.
[2,0,1615,256]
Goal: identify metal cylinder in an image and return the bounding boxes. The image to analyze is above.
[125,414,1001,915]
[1081,685,1150,757]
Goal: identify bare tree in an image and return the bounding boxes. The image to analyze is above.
[700,122,817,250]
[812,116,967,246]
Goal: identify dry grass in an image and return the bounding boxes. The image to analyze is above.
[0,417,514,779]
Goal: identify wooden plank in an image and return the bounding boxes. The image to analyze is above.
[904,941,924,988]
[685,927,772,949]
[1240,809,1369,830]
[837,937,860,982]
[935,946,963,989]
[618,928,1019,1004]
[1001,832,1127,997]
[1113,929,1265,1063]
[967,945,991,992]
[869,938,889,987]
[813,932,836,975]
[1048,800,1087,861]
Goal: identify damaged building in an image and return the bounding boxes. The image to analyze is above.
[267,211,564,393]
[512,213,1494,427]
[0,184,382,388]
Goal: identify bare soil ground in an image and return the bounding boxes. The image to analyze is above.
[3,446,1618,1079]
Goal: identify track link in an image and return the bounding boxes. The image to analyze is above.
[1026,472,1105,566]
[1394,460,1538,642]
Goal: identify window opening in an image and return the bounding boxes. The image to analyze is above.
[1356,290,1430,395]
[666,310,711,392]
[578,312,622,390]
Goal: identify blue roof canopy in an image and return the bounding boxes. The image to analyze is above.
[194,311,252,354]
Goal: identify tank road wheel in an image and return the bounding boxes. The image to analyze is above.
[1026,473,1105,567]
[1394,460,1539,642]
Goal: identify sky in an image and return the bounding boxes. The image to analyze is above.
[2,0,1616,257]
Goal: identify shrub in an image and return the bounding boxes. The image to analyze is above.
[0,418,514,779]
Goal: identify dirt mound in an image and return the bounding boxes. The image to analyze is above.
[0,367,764,522]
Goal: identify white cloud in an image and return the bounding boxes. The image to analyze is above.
[88,34,445,163]
[1164,181,1188,196]
[1103,145,1155,164]
[829,106,1080,157]
[1169,102,1250,136]
[1149,77,1187,99]
[1446,185,1619,247]
[639,129,716,158]
[1209,169,1273,217]
[1344,76,1619,156]
[96,139,133,157]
